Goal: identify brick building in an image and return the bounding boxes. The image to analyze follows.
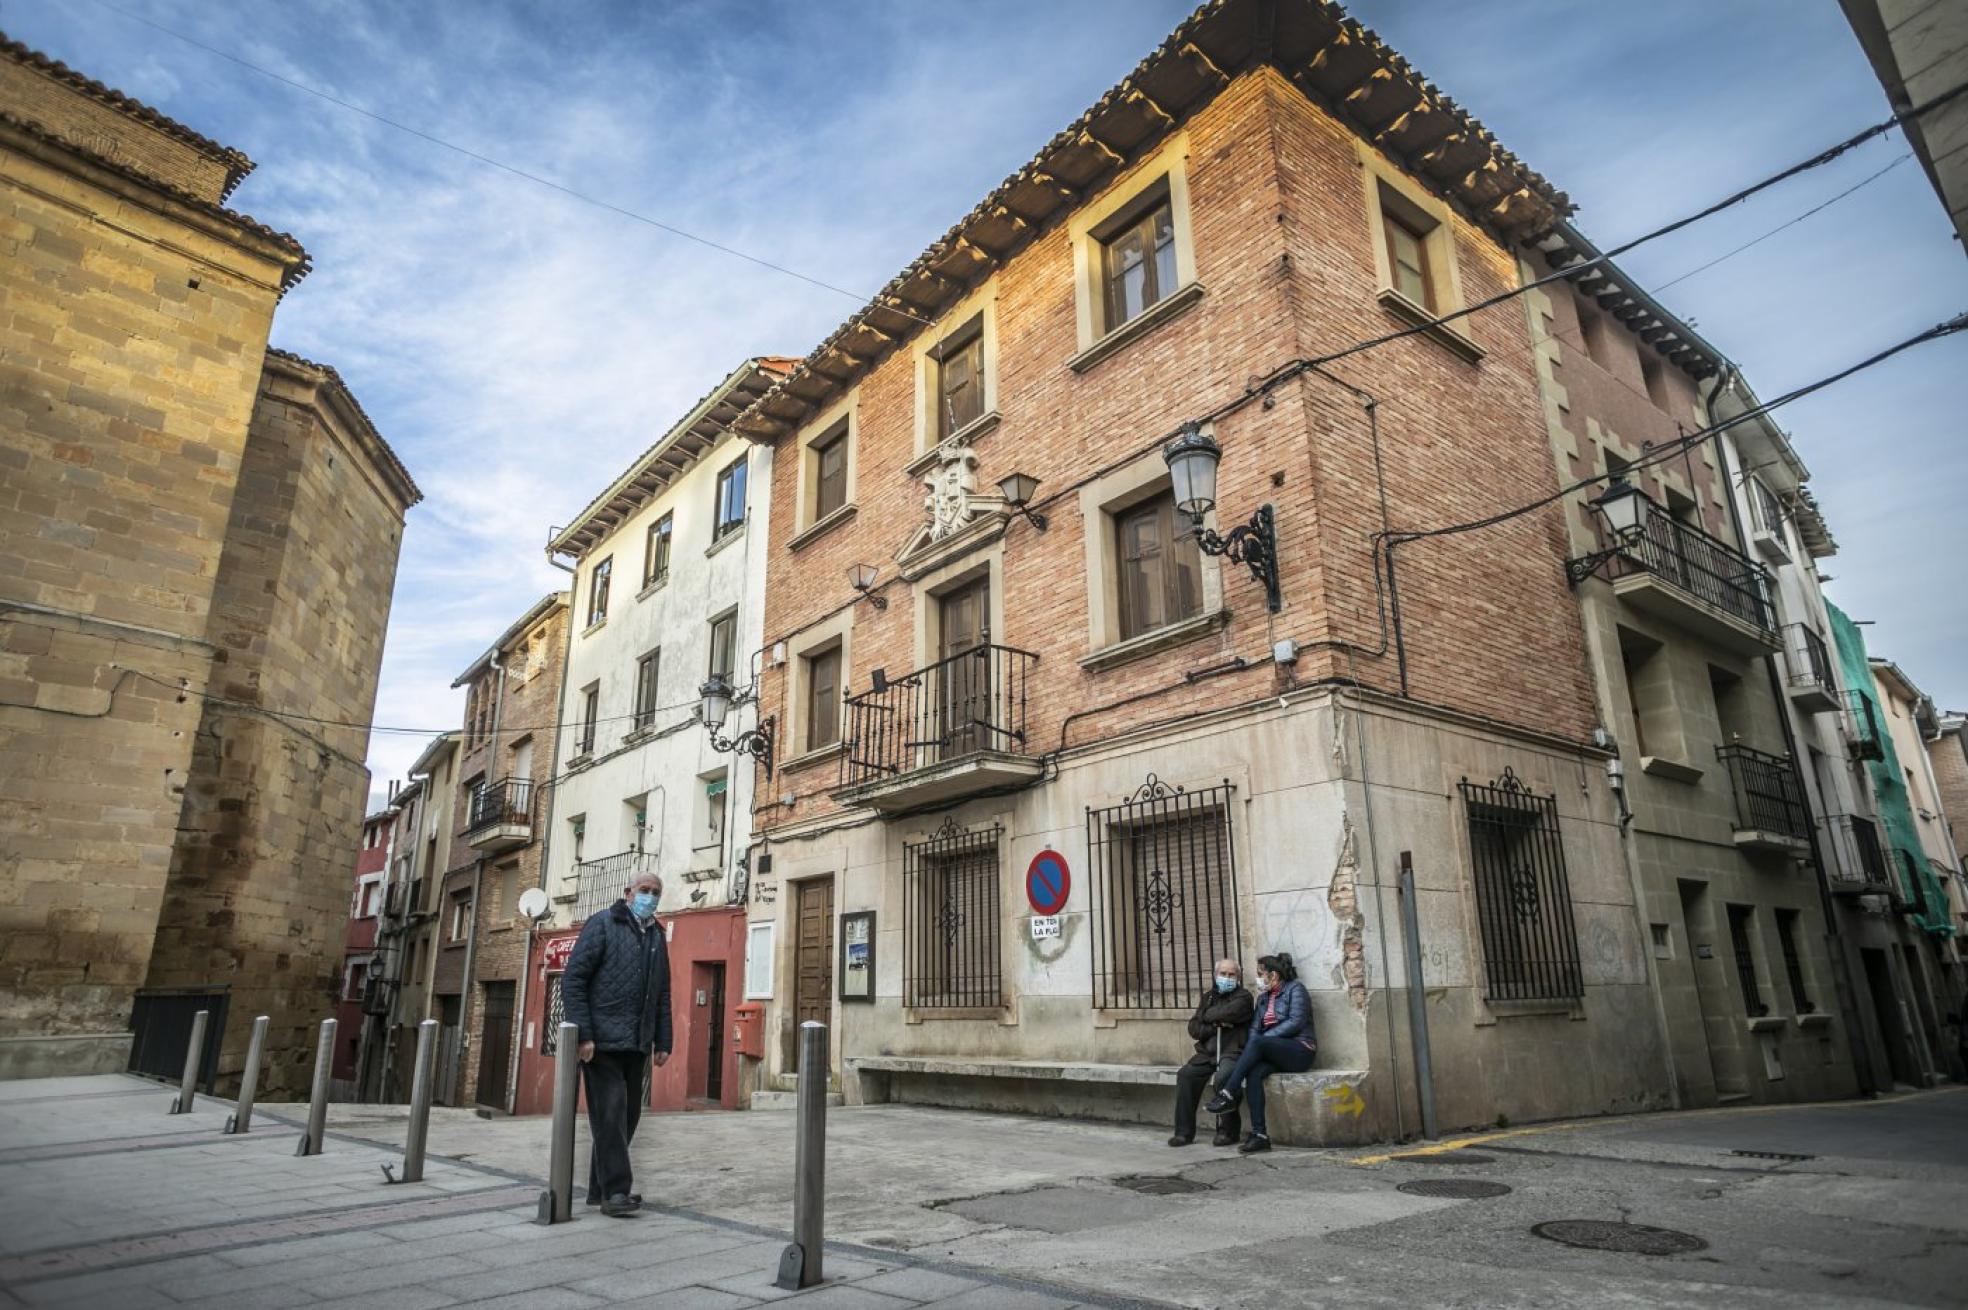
[434,593,568,1110]
[333,807,395,1092]
[725,0,1675,1142]
[0,34,417,1090]
[369,731,461,1101]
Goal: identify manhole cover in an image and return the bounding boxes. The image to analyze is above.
[1532,1220,1707,1256]
[1397,1179,1512,1199]
[1113,1174,1211,1196]
[1730,1149,1814,1162]
[1390,1151,1497,1165]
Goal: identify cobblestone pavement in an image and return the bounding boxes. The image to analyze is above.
[0,1075,1149,1309]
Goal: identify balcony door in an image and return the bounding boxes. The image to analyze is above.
[937,579,990,760]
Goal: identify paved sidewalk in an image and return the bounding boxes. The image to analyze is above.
[0,1075,1147,1309]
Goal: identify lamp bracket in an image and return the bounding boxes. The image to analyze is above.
[707,714,776,781]
[1191,503,1281,612]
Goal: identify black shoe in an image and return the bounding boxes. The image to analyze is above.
[1167,1134,1194,1147]
[1211,1129,1239,1147]
[1238,1134,1272,1155]
[1204,1090,1239,1114]
[600,1194,642,1218]
[585,1192,641,1207]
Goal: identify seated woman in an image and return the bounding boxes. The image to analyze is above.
[1204,952,1316,1154]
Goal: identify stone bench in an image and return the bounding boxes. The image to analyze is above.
[842,1055,1376,1146]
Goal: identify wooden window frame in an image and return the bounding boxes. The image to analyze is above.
[587,556,612,628]
[930,315,986,440]
[1380,203,1434,311]
[632,649,660,731]
[644,514,673,589]
[1094,182,1178,336]
[707,611,738,683]
[812,424,849,522]
[804,642,842,752]
[1113,492,1204,641]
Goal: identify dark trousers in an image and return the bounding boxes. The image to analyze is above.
[1174,1052,1240,1141]
[583,1048,649,1202]
[1222,1035,1316,1137]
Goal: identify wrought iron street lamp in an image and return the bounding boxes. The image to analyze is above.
[1160,424,1281,612]
[698,673,775,779]
[1564,475,1650,588]
[847,562,887,610]
[996,472,1048,531]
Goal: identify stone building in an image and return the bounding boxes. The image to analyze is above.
[370,730,461,1100]
[537,358,788,1115]
[0,35,417,1090]
[725,0,1677,1143]
[433,592,568,1111]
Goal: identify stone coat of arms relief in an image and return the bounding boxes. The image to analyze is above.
[922,445,982,541]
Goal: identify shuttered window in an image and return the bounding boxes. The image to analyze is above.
[1115,493,1202,639]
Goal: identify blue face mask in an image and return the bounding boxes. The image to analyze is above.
[629,891,657,919]
[1215,976,1239,994]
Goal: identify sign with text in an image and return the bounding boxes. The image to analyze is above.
[540,932,579,974]
[1029,915,1061,940]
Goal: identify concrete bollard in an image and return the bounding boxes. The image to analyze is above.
[297,1017,336,1157]
[536,1021,579,1225]
[776,1022,828,1290]
[170,1009,209,1115]
[225,1015,269,1134]
[395,1019,439,1184]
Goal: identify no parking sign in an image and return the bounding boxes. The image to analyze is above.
[1025,849,1071,916]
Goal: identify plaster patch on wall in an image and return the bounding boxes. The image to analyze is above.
[1327,814,1368,1011]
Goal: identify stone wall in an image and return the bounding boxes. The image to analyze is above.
[142,353,418,1096]
[0,53,299,1076]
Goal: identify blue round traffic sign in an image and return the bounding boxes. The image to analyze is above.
[1025,849,1070,915]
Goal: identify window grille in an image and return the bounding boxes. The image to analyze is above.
[1087,775,1241,1010]
[540,973,564,1054]
[1775,909,1812,1013]
[903,818,1003,1008]
[1726,904,1766,1016]
[1457,768,1583,1003]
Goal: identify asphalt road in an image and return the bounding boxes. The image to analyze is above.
[320,1085,1968,1309]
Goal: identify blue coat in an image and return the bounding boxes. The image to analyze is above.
[1249,979,1315,1047]
[560,901,673,1055]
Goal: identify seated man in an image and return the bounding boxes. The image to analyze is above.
[1171,959,1254,1147]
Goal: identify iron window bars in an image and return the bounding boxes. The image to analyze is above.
[1087,775,1242,1010]
[839,642,1036,788]
[902,817,1004,1008]
[1714,744,1811,841]
[1726,904,1767,1017]
[1458,769,1583,1003]
[465,777,535,836]
[540,973,563,1055]
[572,850,659,922]
[1780,623,1836,698]
[1841,689,1886,762]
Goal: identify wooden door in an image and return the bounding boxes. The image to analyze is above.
[937,579,990,759]
[475,982,514,1109]
[792,878,835,1072]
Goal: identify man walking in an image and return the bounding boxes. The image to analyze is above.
[560,869,672,1218]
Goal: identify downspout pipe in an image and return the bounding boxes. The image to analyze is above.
[1710,373,1880,1095]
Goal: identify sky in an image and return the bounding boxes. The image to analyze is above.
[9,0,1964,807]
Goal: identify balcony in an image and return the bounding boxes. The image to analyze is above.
[1574,496,1779,655]
[465,777,535,852]
[1747,477,1792,565]
[835,642,1041,812]
[1840,690,1886,762]
[1780,624,1840,713]
[1714,743,1811,857]
[1824,814,1890,896]
[570,850,658,922]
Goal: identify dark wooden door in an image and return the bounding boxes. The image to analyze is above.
[704,963,726,1102]
[475,982,514,1108]
[792,878,834,1072]
[938,579,990,759]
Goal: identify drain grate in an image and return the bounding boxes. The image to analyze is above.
[1532,1220,1707,1256]
[1390,1150,1497,1165]
[1729,1149,1815,1162]
[1112,1174,1211,1196]
[1397,1179,1512,1199]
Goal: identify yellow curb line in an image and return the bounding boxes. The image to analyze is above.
[1345,1082,1968,1167]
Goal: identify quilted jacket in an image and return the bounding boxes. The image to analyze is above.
[1247,978,1315,1050]
[560,900,673,1055]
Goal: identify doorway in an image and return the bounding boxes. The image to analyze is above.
[1862,947,1920,1086]
[792,877,835,1073]
[937,578,990,759]
[1678,879,1748,1100]
[690,961,727,1103]
[475,982,514,1109]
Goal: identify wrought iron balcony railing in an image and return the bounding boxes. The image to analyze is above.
[1824,814,1889,893]
[1714,743,1811,849]
[839,642,1037,790]
[465,777,535,838]
[572,850,659,922]
[1578,495,1778,640]
[1780,624,1839,711]
[1840,689,1886,762]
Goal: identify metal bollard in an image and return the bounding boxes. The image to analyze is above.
[775,1022,828,1290]
[536,1021,579,1225]
[225,1016,269,1134]
[393,1019,438,1184]
[297,1017,336,1157]
[169,1009,209,1115]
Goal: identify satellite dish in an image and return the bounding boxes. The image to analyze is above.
[516,887,551,922]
